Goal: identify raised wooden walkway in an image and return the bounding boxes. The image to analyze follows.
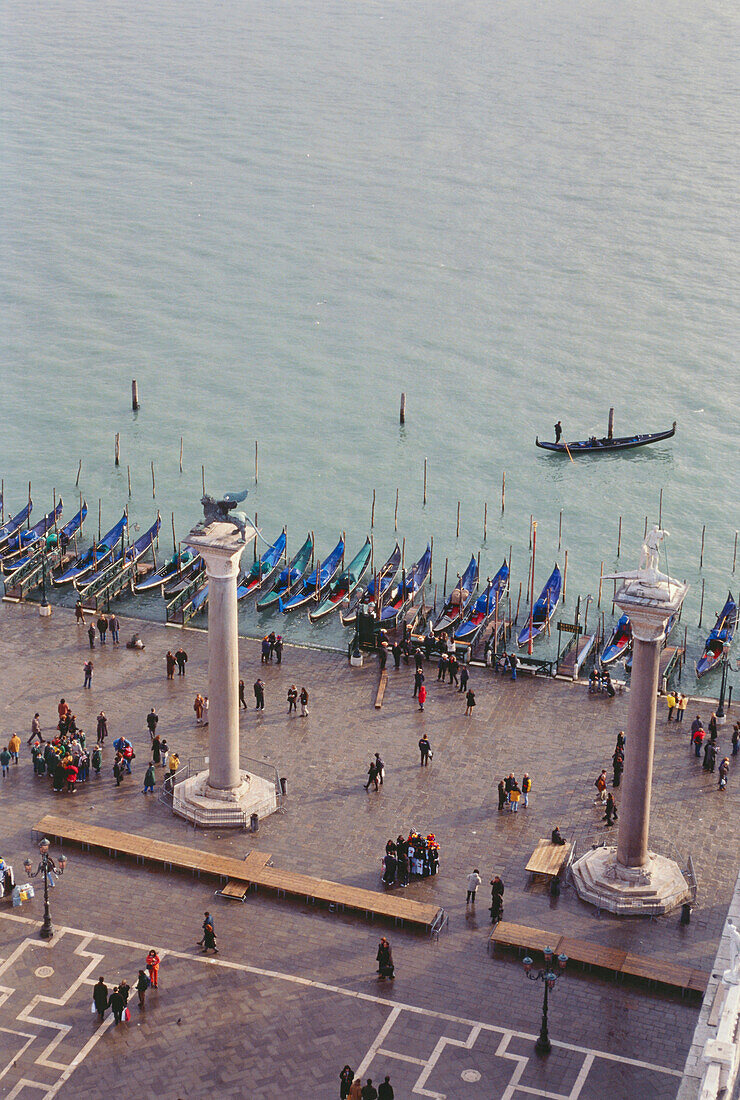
[34,815,446,934]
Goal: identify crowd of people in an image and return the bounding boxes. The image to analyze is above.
[381,833,440,886]
[690,713,735,790]
[496,773,532,812]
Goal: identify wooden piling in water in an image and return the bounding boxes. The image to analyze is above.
[98,499,102,541]
[443,557,448,598]
[423,458,427,505]
[371,489,376,529]
[131,379,139,411]
[501,471,505,513]
[598,561,604,608]
[698,578,705,628]
[171,512,177,553]
[151,461,156,498]
[558,510,562,552]
[456,501,460,539]
[617,516,622,558]
[700,524,706,569]
[114,433,120,467]
[399,392,406,424]
[563,549,568,604]
[401,537,405,570]
[644,515,648,538]
[659,488,663,527]
[75,459,82,487]
[514,581,522,624]
[201,466,205,495]
[528,514,533,551]
[734,531,738,574]
[254,441,258,484]
[127,465,131,497]
[483,501,487,541]
[429,536,433,586]
[394,488,399,532]
[179,437,183,473]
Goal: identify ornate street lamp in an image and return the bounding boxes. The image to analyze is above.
[23,838,67,940]
[522,948,568,1054]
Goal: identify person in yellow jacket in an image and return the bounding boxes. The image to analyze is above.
[677,693,688,723]
[8,733,21,765]
[666,692,677,722]
[509,784,521,813]
[521,773,532,808]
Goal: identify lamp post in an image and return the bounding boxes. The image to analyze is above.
[39,548,51,618]
[522,948,568,1054]
[23,838,67,940]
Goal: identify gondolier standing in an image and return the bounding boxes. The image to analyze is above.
[554,421,562,443]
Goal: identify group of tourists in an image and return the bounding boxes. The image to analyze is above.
[496,773,532,812]
[381,832,440,886]
[340,1068,394,1099]
[665,691,689,721]
[260,632,284,664]
[92,949,160,1024]
[588,668,616,696]
[79,608,121,647]
[690,713,733,790]
[409,648,476,714]
[165,648,189,678]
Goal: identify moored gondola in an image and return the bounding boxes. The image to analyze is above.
[517,564,561,648]
[696,592,738,677]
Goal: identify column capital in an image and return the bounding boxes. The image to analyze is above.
[186,522,255,580]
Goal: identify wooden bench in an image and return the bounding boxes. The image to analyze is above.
[489,921,708,997]
[525,839,572,881]
[217,880,250,902]
[34,815,445,934]
[375,670,388,708]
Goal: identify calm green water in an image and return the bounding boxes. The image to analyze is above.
[1,0,738,690]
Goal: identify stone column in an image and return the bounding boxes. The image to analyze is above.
[616,616,666,868]
[201,541,243,794]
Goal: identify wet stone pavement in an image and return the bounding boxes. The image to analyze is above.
[0,601,737,1098]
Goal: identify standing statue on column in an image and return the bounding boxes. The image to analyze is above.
[724,921,740,985]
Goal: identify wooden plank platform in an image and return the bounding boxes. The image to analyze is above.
[217,880,250,901]
[557,634,595,680]
[489,921,708,997]
[34,814,443,933]
[375,669,388,709]
[525,839,572,880]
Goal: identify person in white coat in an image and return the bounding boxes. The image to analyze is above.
[466,869,481,904]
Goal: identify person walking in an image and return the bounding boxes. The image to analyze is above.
[418,683,427,711]
[465,688,476,716]
[75,599,86,624]
[0,747,12,778]
[8,733,21,765]
[83,660,93,689]
[732,725,739,757]
[364,760,379,792]
[666,691,676,722]
[459,664,469,694]
[498,780,507,812]
[175,647,188,675]
[376,937,394,979]
[87,623,95,649]
[299,686,309,717]
[239,679,248,710]
[108,986,126,1025]
[287,685,298,714]
[253,679,265,711]
[349,1082,362,1100]
[466,868,481,904]
[692,725,705,758]
[377,1075,394,1100]
[594,769,608,803]
[92,744,102,777]
[146,708,159,740]
[145,949,160,988]
[612,750,624,788]
[392,642,402,670]
[93,976,109,1021]
[194,694,205,723]
[709,713,718,743]
[198,911,216,947]
[419,733,431,766]
[509,652,518,681]
[108,613,119,646]
[603,792,618,826]
[201,919,218,954]
[143,762,156,794]
[275,635,283,664]
[374,752,385,786]
[165,651,176,679]
[718,757,730,790]
[489,875,505,922]
[28,713,44,745]
[136,969,150,1009]
[361,1081,378,1100]
[340,1066,355,1099]
[97,613,108,645]
[448,653,459,686]
[413,668,424,698]
[521,773,531,808]
[437,653,448,682]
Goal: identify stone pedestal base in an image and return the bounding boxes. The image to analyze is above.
[173,769,277,828]
[39,603,52,618]
[571,845,691,916]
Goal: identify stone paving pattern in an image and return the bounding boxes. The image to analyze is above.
[0,601,738,1098]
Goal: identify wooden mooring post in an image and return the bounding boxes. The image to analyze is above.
[127,465,131,497]
[483,501,487,541]
[658,488,663,527]
[698,578,705,629]
[563,549,568,604]
[151,461,156,498]
[423,458,427,505]
[617,516,622,558]
[394,488,399,532]
[179,437,183,473]
[131,379,139,411]
[558,509,562,552]
[399,392,406,424]
[501,471,505,513]
[598,561,604,608]
[254,441,258,484]
[456,501,460,539]
[734,531,738,574]
[75,459,82,487]
[700,524,706,569]
[371,489,376,529]
[114,433,120,467]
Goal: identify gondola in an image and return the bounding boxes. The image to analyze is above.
[135,548,199,593]
[256,533,313,612]
[80,515,161,591]
[162,554,204,599]
[309,537,372,622]
[696,593,738,678]
[432,554,478,635]
[54,512,128,585]
[601,614,632,665]
[1,500,63,561]
[0,501,33,548]
[2,502,87,572]
[517,564,561,648]
[379,544,432,626]
[341,542,401,626]
[535,422,676,454]
[279,534,345,613]
[454,560,510,643]
[237,531,287,600]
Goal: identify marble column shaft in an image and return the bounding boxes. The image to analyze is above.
[616,632,662,869]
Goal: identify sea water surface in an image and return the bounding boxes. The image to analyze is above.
[1,0,738,692]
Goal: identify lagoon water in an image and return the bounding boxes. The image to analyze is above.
[1,0,738,689]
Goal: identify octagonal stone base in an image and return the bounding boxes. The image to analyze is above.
[571,845,691,916]
[173,769,277,828]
